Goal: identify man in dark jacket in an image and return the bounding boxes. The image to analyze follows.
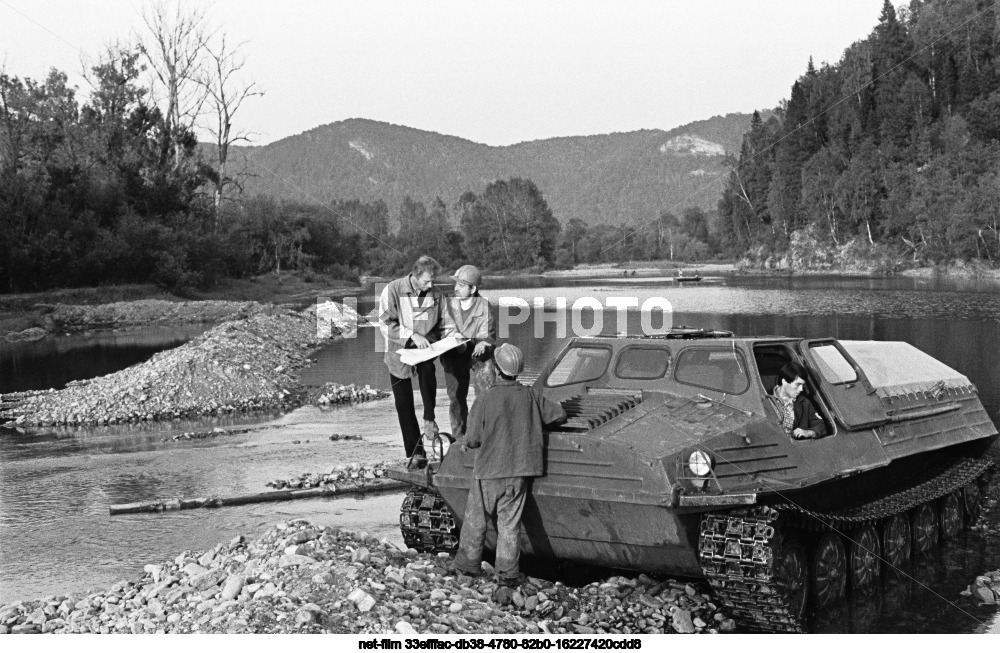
[770,362,827,439]
[452,343,566,586]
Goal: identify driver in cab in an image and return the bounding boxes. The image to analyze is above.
[770,362,827,440]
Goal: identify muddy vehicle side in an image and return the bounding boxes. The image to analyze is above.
[388,330,998,631]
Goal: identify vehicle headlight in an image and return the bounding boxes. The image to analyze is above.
[688,450,713,477]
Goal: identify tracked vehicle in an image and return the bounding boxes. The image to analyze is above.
[386,329,998,632]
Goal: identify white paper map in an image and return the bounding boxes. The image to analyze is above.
[398,335,467,366]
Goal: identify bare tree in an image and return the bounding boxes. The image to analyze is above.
[198,32,263,224]
[139,0,209,170]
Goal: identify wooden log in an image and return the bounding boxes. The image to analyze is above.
[109,478,410,515]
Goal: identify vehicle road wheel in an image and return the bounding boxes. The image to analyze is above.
[776,540,810,621]
[910,503,939,556]
[938,491,963,541]
[881,513,911,570]
[962,482,982,526]
[810,532,847,607]
[848,525,881,589]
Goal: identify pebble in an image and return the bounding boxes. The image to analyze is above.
[0,520,732,635]
[671,607,695,634]
[220,575,244,601]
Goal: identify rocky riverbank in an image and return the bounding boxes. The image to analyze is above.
[0,519,732,635]
[0,302,358,426]
[3,299,266,342]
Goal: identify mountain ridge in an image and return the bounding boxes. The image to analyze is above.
[236,113,757,227]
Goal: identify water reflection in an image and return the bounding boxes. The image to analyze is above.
[0,325,209,393]
[810,532,1000,633]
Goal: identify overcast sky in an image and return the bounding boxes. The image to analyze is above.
[0,0,887,146]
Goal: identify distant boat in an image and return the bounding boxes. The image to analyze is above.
[675,270,701,282]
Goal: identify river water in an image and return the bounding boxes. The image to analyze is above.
[3,272,1000,633]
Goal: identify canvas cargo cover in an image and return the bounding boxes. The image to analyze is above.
[839,340,971,398]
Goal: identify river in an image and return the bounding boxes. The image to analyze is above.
[2,272,1000,633]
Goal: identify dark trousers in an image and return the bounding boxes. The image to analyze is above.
[441,347,495,439]
[390,360,437,457]
[454,477,527,580]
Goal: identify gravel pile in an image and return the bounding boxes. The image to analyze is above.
[266,462,390,490]
[1,305,343,426]
[0,520,733,635]
[307,383,389,406]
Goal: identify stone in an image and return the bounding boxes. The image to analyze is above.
[144,564,162,583]
[11,623,40,634]
[296,603,324,626]
[396,621,417,634]
[352,547,371,564]
[198,550,216,567]
[973,586,996,604]
[348,589,376,612]
[671,607,695,634]
[693,617,707,628]
[524,595,539,611]
[191,569,227,592]
[278,554,317,568]
[449,602,464,613]
[183,563,208,577]
[494,586,513,606]
[430,589,448,601]
[220,575,245,601]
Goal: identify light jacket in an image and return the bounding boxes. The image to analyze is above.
[378,274,445,378]
[442,293,498,357]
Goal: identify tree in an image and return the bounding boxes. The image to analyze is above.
[459,178,560,269]
[198,32,263,225]
[561,217,588,264]
[140,0,209,171]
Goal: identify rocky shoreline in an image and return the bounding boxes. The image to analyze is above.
[0,519,732,635]
[0,301,359,427]
[3,299,266,342]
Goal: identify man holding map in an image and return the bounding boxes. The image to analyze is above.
[378,255,453,468]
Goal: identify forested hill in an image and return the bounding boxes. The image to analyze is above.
[237,114,753,227]
[719,0,1000,266]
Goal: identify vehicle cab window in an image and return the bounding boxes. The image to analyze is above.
[809,344,858,384]
[615,347,670,379]
[674,348,749,394]
[545,346,611,387]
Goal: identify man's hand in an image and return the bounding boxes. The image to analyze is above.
[410,333,431,349]
[793,428,815,439]
[472,341,488,357]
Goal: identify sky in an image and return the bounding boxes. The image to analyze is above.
[0,0,889,147]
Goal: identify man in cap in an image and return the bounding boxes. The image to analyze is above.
[452,343,566,586]
[378,255,446,468]
[440,264,498,440]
